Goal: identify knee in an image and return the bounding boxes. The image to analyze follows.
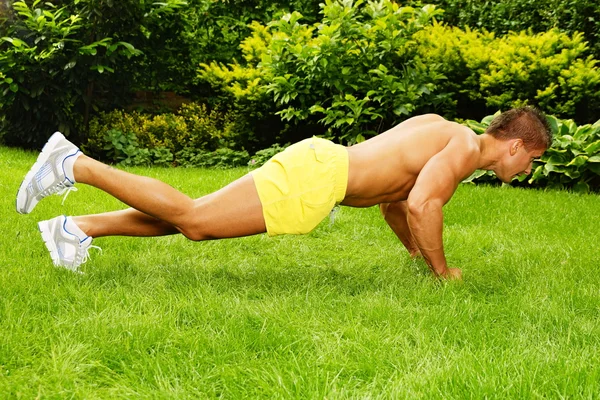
[180,225,214,241]
[176,203,214,241]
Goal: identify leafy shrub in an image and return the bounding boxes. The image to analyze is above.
[101,129,174,167]
[415,24,600,123]
[84,102,240,160]
[177,102,239,150]
[0,0,187,148]
[83,102,256,168]
[248,143,289,168]
[403,0,600,61]
[102,129,144,165]
[201,0,447,145]
[176,147,250,169]
[185,0,323,70]
[464,113,600,192]
[199,22,284,151]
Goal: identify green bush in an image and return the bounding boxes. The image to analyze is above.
[101,129,174,167]
[464,113,600,192]
[184,0,323,69]
[84,102,240,158]
[201,0,600,145]
[201,0,447,145]
[404,0,600,61]
[0,0,187,148]
[248,143,289,168]
[199,22,285,150]
[176,147,250,169]
[415,24,600,123]
[83,102,258,168]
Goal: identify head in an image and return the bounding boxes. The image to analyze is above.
[485,107,552,182]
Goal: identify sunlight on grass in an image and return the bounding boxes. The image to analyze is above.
[1,146,599,398]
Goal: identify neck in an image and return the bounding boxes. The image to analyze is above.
[475,134,503,170]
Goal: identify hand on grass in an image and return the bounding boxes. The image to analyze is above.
[441,267,462,281]
[409,249,422,259]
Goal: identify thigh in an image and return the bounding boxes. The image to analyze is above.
[192,173,267,239]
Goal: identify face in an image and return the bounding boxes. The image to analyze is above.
[495,140,545,183]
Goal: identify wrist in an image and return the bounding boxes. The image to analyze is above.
[409,248,421,258]
[433,265,450,277]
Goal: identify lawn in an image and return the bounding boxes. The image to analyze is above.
[1,145,599,398]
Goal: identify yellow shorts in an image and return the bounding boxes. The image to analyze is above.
[251,137,348,236]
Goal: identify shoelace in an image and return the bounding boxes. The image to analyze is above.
[71,244,102,273]
[39,181,78,205]
[58,186,78,205]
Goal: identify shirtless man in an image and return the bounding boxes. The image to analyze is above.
[16,107,551,278]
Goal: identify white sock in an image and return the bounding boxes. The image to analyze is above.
[63,216,89,239]
[62,151,82,184]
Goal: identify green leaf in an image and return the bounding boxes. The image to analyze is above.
[546,115,560,135]
[545,154,568,166]
[555,135,573,148]
[393,105,409,116]
[117,41,135,52]
[529,165,543,183]
[564,169,581,179]
[2,37,26,48]
[588,163,600,175]
[563,120,578,134]
[584,140,600,155]
[572,181,590,193]
[481,114,495,125]
[463,169,488,183]
[465,120,486,135]
[566,155,588,168]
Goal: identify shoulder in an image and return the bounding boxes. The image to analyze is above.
[444,122,480,155]
[424,122,480,175]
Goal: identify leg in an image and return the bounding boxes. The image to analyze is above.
[73,155,266,240]
[73,208,179,238]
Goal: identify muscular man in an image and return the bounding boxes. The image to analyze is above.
[16,107,551,278]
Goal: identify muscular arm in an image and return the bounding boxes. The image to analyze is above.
[406,135,478,278]
[380,201,420,257]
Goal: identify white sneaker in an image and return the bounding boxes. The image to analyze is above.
[38,215,100,272]
[16,132,81,214]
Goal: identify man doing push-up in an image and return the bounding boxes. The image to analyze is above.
[16,107,551,278]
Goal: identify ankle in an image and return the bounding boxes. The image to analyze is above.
[64,151,83,184]
[71,216,92,237]
[72,154,95,184]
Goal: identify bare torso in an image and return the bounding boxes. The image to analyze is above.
[342,114,480,207]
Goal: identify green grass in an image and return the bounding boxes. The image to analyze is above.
[1,145,600,399]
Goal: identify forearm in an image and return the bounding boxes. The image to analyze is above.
[380,202,419,255]
[406,202,449,276]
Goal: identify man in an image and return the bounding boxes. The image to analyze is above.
[16,107,552,278]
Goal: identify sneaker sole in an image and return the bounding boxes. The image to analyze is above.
[38,219,60,266]
[16,132,66,214]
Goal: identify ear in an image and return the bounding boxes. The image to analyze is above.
[509,139,524,156]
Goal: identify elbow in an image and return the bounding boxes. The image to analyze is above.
[407,197,425,217]
[407,198,440,219]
